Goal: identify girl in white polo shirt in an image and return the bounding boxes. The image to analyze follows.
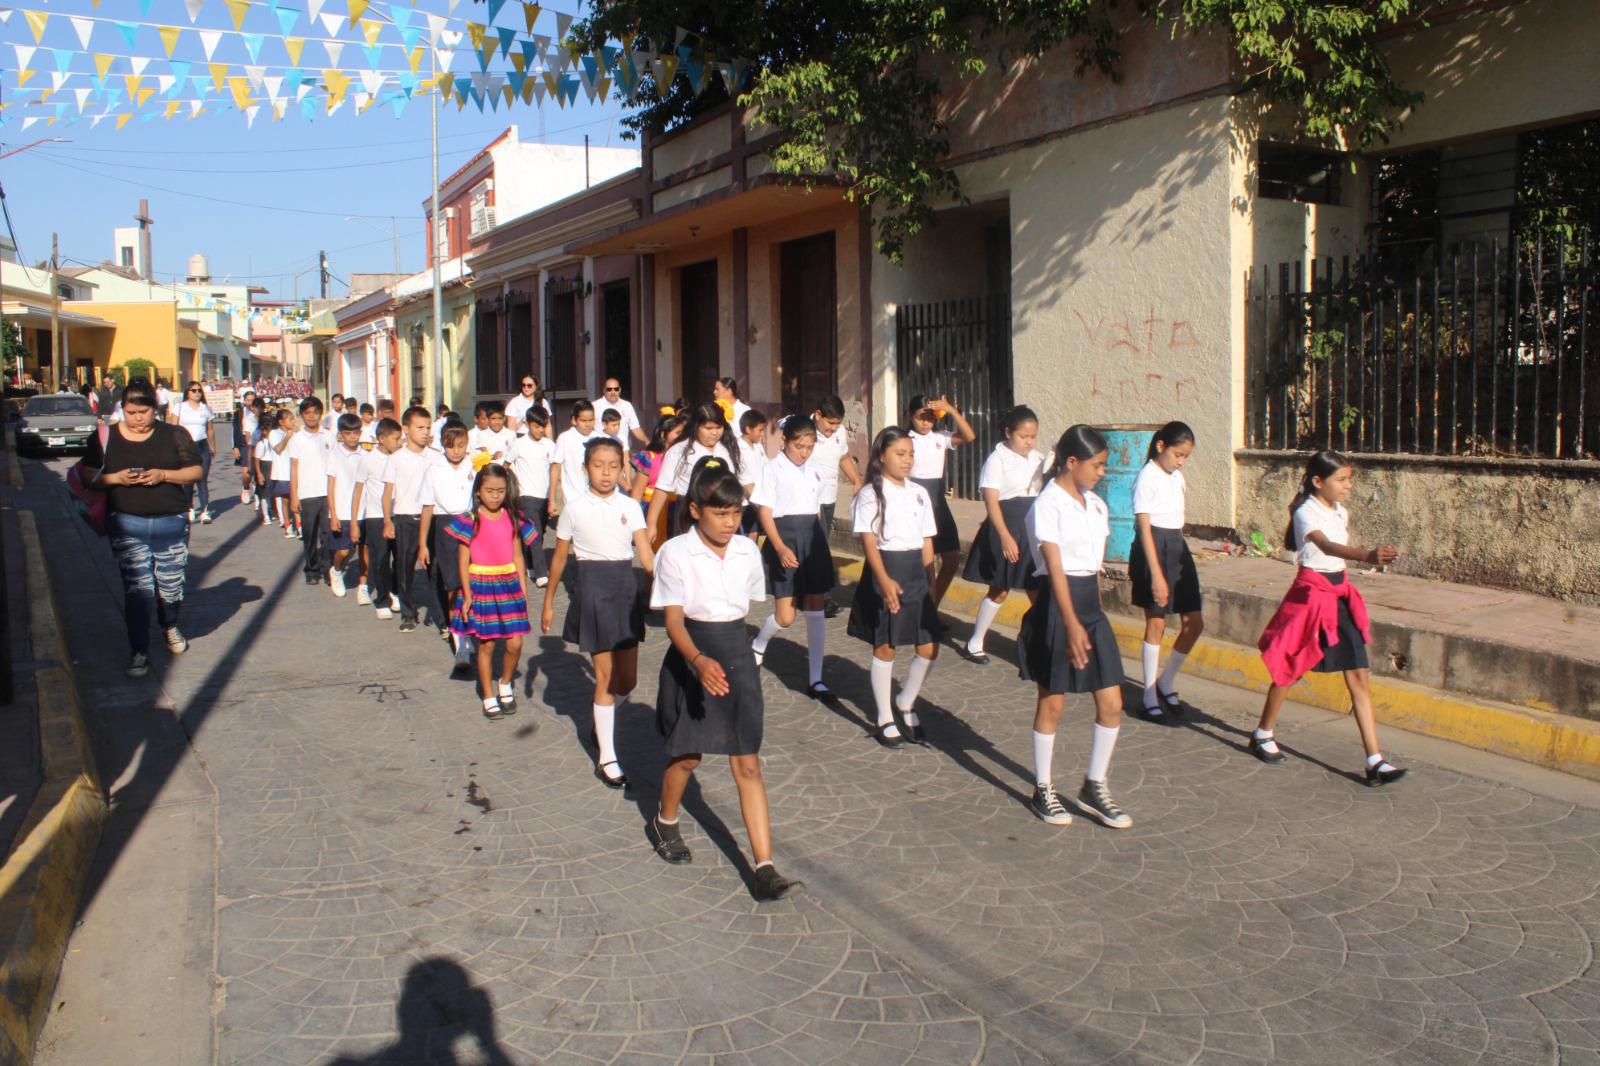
[905,393,975,607]
[847,427,942,749]
[541,437,656,791]
[645,402,749,537]
[648,457,800,901]
[749,416,836,698]
[1130,421,1204,721]
[959,405,1049,664]
[1017,425,1130,832]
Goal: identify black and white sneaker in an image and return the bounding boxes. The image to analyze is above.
[164,627,188,654]
[1030,783,1072,825]
[1076,779,1133,829]
[126,652,150,679]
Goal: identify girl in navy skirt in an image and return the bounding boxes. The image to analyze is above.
[1252,450,1408,786]
[447,464,539,721]
[649,458,801,901]
[1130,421,1204,721]
[905,393,975,606]
[848,427,942,748]
[541,437,656,790]
[1018,425,1131,831]
[959,405,1049,663]
[749,416,837,699]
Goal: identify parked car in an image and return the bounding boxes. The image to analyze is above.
[14,394,97,454]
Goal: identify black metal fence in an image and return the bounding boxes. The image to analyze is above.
[894,295,1013,499]
[1246,235,1598,460]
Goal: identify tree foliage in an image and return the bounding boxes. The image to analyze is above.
[1,321,24,376]
[574,0,1427,260]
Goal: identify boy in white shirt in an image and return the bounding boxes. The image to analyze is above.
[419,424,478,670]
[382,406,440,633]
[357,402,377,446]
[289,396,336,585]
[506,406,556,587]
[810,395,862,617]
[326,413,368,597]
[468,400,518,461]
[357,418,402,617]
[549,399,598,517]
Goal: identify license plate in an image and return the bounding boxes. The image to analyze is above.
[46,436,66,446]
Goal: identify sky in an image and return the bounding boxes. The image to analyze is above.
[0,0,633,302]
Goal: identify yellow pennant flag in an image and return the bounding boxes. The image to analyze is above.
[209,62,229,92]
[407,46,424,74]
[435,72,454,97]
[658,54,678,87]
[116,113,132,130]
[159,25,183,58]
[224,0,249,30]
[16,69,35,88]
[39,87,53,104]
[519,75,534,105]
[502,83,514,108]
[137,86,155,106]
[165,99,181,119]
[509,50,526,75]
[284,37,305,65]
[228,75,253,109]
[124,74,145,98]
[522,3,539,34]
[542,70,558,97]
[347,0,369,26]
[358,18,381,47]
[360,92,378,113]
[24,9,49,43]
[323,68,351,107]
[466,21,486,53]
[94,53,117,80]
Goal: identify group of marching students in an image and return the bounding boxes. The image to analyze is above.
[238,381,1409,901]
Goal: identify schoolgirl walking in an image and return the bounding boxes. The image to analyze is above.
[904,394,975,606]
[958,405,1049,663]
[1129,421,1204,720]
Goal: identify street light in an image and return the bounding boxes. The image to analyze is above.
[0,137,69,161]
[345,215,402,274]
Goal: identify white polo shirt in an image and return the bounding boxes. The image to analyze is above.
[358,449,391,521]
[506,434,555,499]
[267,429,293,482]
[650,530,767,622]
[383,446,439,517]
[504,392,552,429]
[1131,460,1186,530]
[419,457,477,518]
[752,454,827,518]
[978,443,1049,501]
[468,426,518,459]
[655,438,748,496]
[811,424,851,505]
[327,445,366,522]
[1293,496,1348,573]
[288,426,333,499]
[852,478,936,552]
[909,429,953,480]
[552,426,597,503]
[592,395,642,440]
[1027,481,1109,578]
[555,486,646,561]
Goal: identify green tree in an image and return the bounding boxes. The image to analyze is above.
[574,0,1425,260]
[121,358,157,384]
[1,321,24,378]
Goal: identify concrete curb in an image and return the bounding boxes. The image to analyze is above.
[833,558,1600,782]
[0,510,107,1066]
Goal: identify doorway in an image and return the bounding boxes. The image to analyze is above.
[779,232,837,414]
[678,260,719,404]
[601,280,632,396]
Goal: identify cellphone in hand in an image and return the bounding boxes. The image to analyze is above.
[126,467,147,476]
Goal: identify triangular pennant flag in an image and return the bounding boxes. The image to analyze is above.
[407,45,423,74]
[272,102,284,121]
[519,72,534,104]
[1,9,14,24]
[115,21,140,51]
[318,12,342,36]
[90,113,108,128]
[184,0,206,22]
[441,28,462,47]
[554,12,571,39]
[580,53,597,81]
[358,68,383,95]
[485,0,505,24]
[156,74,175,94]
[244,103,260,127]
[541,69,557,97]
[509,50,525,75]
[242,33,265,62]
[105,85,124,108]
[123,74,145,98]
[300,95,316,121]
[425,12,447,43]
[306,0,325,21]
[465,20,486,54]
[245,64,266,88]
[129,55,151,76]
[323,40,343,65]
[136,85,155,106]
[284,36,305,64]
[50,70,69,91]
[116,113,132,129]
[530,76,545,104]
[200,29,223,59]
[263,74,283,102]
[398,23,420,49]
[387,3,411,30]
[397,69,417,95]
[139,0,156,13]
[347,0,368,26]
[322,67,350,105]
[496,26,516,58]
[165,98,180,119]
[224,0,250,30]
[388,90,407,117]
[93,52,116,86]
[295,79,312,101]
[23,9,48,43]
[52,49,74,74]
[168,60,191,91]
[522,2,538,34]
[435,71,454,97]
[209,61,229,91]
[191,74,210,97]
[73,87,92,111]
[190,99,204,117]
[15,69,35,88]
[361,42,382,69]
[158,24,183,57]
[14,44,37,71]
[358,18,381,46]
[474,44,491,72]
[275,6,298,37]
[69,16,94,48]
[283,66,305,95]
[435,46,455,69]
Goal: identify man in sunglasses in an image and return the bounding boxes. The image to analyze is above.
[591,377,647,446]
[505,375,551,432]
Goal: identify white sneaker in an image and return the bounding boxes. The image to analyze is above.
[261,512,272,526]
[329,570,346,597]
[239,489,250,504]
[389,594,401,612]
[284,527,296,539]
[375,607,394,620]
[200,511,213,524]
[356,585,372,605]
[535,576,549,588]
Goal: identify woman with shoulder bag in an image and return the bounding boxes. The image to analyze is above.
[84,378,204,678]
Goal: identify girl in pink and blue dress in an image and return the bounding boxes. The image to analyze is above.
[447,463,539,721]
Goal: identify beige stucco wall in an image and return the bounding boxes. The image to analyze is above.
[1235,450,1600,604]
[651,113,732,180]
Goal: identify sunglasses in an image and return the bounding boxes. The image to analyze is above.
[604,386,621,392]
[521,382,536,388]
[188,388,203,394]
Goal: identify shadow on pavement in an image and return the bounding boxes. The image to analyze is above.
[324,957,517,1066]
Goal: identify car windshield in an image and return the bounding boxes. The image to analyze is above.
[23,396,94,416]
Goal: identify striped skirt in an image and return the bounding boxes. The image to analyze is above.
[450,562,531,640]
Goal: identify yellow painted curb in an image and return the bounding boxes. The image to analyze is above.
[833,558,1600,782]
[0,512,108,1065]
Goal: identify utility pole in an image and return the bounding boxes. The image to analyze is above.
[319,250,329,298]
[391,216,401,274]
[429,44,444,411]
[584,134,591,189]
[49,232,61,391]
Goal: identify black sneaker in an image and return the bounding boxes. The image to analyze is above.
[647,817,692,864]
[823,600,840,619]
[1365,762,1410,787]
[1030,783,1072,825]
[752,865,802,901]
[398,618,418,633]
[1076,779,1133,829]
[126,652,150,679]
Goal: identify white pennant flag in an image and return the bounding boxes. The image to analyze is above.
[245,64,265,89]
[199,29,223,59]
[14,44,37,71]
[130,55,151,76]
[184,0,206,23]
[425,13,447,43]
[51,71,70,90]
[447,0,460,13]
[359,69,383,95]
[70,16,94,49]
[440,28,462,48]
[323,40,343,65]
[90,114,107,127]
[73,87,92,111]
[264,75,283,102]
[0,10,12,24]
[306,0,326,23]
[317,12,342,37]
[244,104,260,127]
[353,91,369,110]
[531,79,545,104]
[22,116,43,131]
[296,81,313,101]
[434,47,455,70]
[190,99,204,116]
[156,74,175,93]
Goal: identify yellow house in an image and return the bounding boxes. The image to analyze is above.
[68,301,196,386]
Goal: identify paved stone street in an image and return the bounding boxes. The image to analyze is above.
[26,460,1600,1065]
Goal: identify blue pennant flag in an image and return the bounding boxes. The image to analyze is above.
[284,67,305,95]
[486,0,506,25]
[275,7,299,37]
[301,96,317,121]
[139,0,156,15]
[105,86,125,109]
[362,43,383,69]
[397,70,418,96]
[506,70,524,97]
[496,27,516,59]
[116,21,140,52]
[243,33,265,62]
[388,91,407,118]
[601,45,620,74]
[519,40,540,67]
[580,53,597,81]
[168,60,191,92]
[191,75,211,98]
[52,48,74,74]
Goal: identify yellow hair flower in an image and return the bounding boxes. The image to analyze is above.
[471,451,494,472]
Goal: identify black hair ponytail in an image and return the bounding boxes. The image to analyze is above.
[1283,449,1352,550]
[1147,420,1196,462]
[679,455,746,534]
[863,426,913,536]
[780,414,817,442]
[468,462,522,542]
[1043,424,1108,482]
[1000,405,1039,437]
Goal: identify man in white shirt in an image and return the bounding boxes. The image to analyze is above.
[382,407,440,632]
[592,377,647,446]
[289,396,337,586]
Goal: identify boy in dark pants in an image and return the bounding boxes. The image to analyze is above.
[359,418,402,618]
[506,405,556,587]
[289,396,335,585]
[382,407,438,633]
[418,424,476,673]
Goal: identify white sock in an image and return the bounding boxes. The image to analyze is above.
[870,657,898,733]
[482,697,499,711]
[804,611,826,685]
[753,613,784,654]
[969,597,1004,653]
[1033,730,1055,787]
[1086,723,1119,783]
[896,655,934,712]
[1141,642,1161,708]
[497,680,513,698]
[1159,649,1189,694]
[1366,752,1396,772]
[1253,727,1280,754]
[593,702,618,767]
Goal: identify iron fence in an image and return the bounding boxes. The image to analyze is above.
[1246,234,1597,460]
[894,295,1013,499]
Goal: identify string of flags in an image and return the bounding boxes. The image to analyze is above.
[0,1,754,127]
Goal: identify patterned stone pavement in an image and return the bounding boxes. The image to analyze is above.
[28,463,1600,1065]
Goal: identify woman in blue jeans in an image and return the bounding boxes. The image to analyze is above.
[84,378,204,678]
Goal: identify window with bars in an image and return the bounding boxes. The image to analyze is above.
[1258,143,1344,206]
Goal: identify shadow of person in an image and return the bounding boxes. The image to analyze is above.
[324,957,517,1066]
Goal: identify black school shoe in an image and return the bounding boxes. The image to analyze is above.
[595,760,628,790]
[823,600,840,619]
[647,817,692,864]
[1248,737,1288,765]
[1365,763,1410,787]
[875,723,907,749]
[1158,689,1187,718]
[304,573,322,586]
[752,865,802,901]
[807,682,839,704]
